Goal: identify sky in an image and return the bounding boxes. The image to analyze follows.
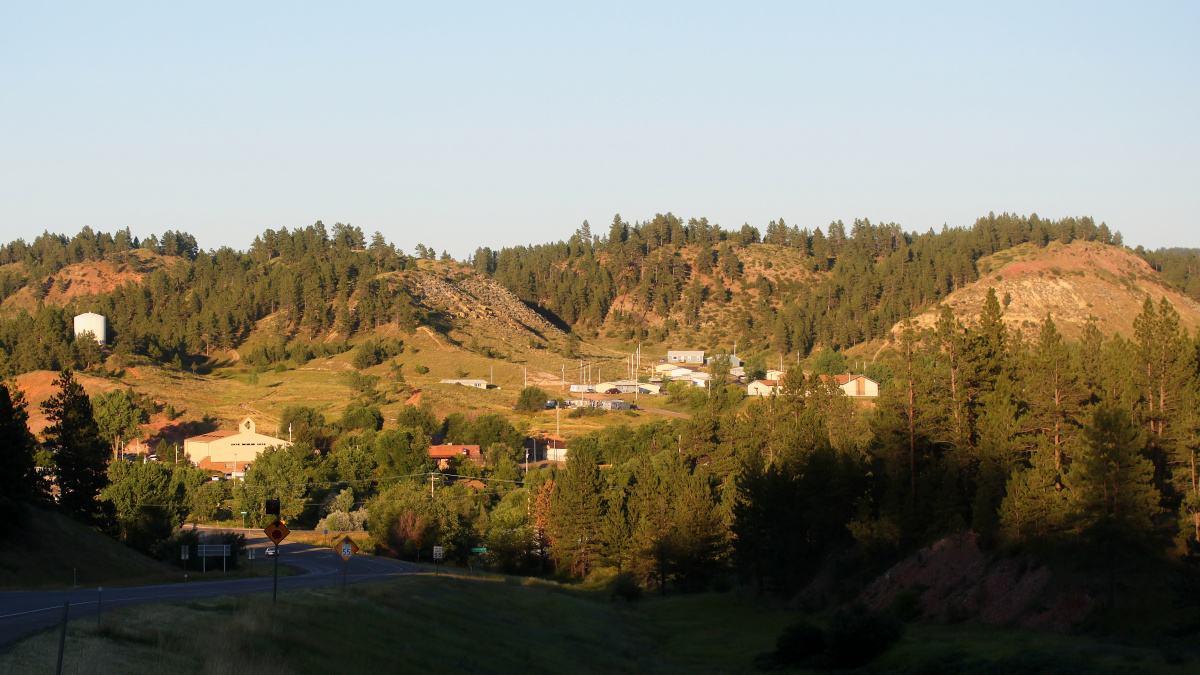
[2,2,1197,257]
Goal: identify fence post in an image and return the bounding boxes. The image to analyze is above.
[55,601,69,675]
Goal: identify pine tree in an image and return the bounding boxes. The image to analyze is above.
[0,381,42,532]
[550,446,605,577]
[932,304,972,452]
[1071,406,1159,535]
[1023,314,1087,471]
[41,369,109,521]
[999,437,1071,544]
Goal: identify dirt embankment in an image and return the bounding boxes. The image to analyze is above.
[899,241,1200,340]
[410,273,565,342]
[859,533,1092,632]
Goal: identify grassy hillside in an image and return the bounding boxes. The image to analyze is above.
[0,508,181,591]
[3,572,1195,674]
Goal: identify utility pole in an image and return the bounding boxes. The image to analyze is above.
[561,364,565,391]
[430,473,435,499]
[524,366,527,388]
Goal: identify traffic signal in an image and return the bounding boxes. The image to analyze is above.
[265,499,280,515]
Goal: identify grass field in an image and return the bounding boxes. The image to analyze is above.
[4,569,1196,674]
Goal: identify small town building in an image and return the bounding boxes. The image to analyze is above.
[596,380,639,394]
[428,444,483,470]
[664,366,696,379]
[707,354,742,368]
[595,399,632,411]
[748,379,780,396]
[730,366,745,378]
[638,383,662,395]
[567,398,632,411]
[832,373,880,398]
[184,417,290,479]
[73,312,107,346]
[439,379,489,389]
[569,384,595,393]
[667,350,705,364]
[766,368,787,380]
[539,434,569,462]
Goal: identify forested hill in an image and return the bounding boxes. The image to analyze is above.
[478,212,1197,353]
[1,214,1198,379]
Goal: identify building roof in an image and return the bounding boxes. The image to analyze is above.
[752,379,780,386]
[667,350,705,355]
[829,373,877,386]
[185,430,239,442]
[428,444,481,459]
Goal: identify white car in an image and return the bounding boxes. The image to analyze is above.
[265,546,277,557]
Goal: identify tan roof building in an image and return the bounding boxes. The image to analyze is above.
[428,444,483,470]
[184,417,291,479]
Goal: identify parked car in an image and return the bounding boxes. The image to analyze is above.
[265,546,277,557]
[605,388,620,394]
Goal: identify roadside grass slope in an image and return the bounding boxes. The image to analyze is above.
[0,508,180,591]
[4,571,1195,674]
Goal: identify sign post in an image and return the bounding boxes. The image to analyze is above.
[263,517,290,603]
[433,545,443,575]
[338,537,359,589]
[247,546,256,574]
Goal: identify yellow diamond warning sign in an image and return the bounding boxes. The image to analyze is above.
[263,518,290,546]
[339,537,359,561]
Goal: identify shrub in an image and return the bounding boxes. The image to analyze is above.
[774,621,826,666]
[413,364,429,375]
[821,605,903,669]
[515,386,549,412]
[770,606,902,670]
[609,572,643,602]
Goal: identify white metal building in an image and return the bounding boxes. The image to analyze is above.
[666,350,705,364]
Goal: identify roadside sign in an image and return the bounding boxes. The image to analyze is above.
[240,511,248,514]
[414,539,422,550]
[263,518,290,546]
[181,545,189,560]
[471,547,487,553]
[432,546,443,560]
[247,548,256,560]
[339,537,359,561]
[197,545,231,556]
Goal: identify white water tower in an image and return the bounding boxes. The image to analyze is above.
[73,312,107,346]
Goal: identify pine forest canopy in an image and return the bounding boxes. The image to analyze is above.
[0,213,1198,381]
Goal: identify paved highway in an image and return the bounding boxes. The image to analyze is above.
[0,534,412,648]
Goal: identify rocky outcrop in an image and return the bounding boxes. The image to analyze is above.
[410,273,565,342]
[897,241,1200,340]
[859,533,1092,632]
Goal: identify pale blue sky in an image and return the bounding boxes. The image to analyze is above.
[2,2,1197,256]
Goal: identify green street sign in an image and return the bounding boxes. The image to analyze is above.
[471,547,487,553]
[240,511,248,514]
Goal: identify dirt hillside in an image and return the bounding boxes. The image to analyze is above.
[1,249,180,313]
[900,241,1200,340]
